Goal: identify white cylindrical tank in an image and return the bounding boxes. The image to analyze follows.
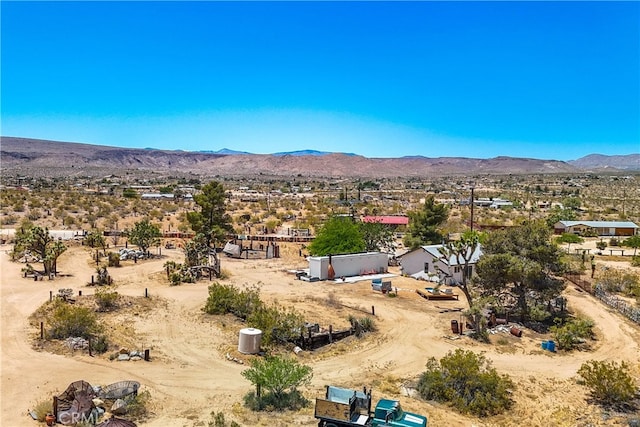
[238,328,262,354]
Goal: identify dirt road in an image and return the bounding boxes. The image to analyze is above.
[2,245,639,426]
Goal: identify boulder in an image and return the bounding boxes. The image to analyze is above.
[111,399,127,415]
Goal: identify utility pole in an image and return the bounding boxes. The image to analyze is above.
[470,183,476,232]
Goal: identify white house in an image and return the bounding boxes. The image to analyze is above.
[399,244,482,285]
[308,252,388,281]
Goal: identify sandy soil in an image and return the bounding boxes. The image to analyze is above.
[2,242,640,427]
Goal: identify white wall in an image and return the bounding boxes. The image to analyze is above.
[308,252,388,280]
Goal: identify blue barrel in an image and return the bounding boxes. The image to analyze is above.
[541,341,548,350]
[547,340,556,352]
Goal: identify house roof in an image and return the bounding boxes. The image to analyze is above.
[556,220,639,229]
[421,244,483,266]
[396,244,483,265]
[361,215,409,225]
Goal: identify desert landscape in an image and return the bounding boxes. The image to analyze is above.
[2,238,640,427]
[1,139,640,426]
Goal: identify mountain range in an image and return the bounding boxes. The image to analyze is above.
[1,136,638,178]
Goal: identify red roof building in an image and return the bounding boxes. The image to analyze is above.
[361,215,409,226]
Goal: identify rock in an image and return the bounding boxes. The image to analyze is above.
[119,347,129,354]
[117,354,130,361]
[111,399,127,415]
[92,398,104,407]
[130,356,142,361]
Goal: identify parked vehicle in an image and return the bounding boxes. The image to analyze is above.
[315,385,427,427]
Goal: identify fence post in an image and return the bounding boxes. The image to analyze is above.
[40,322,44,339]
[49,290,53,301]
[329,325,333,343]
[371,306,375,316]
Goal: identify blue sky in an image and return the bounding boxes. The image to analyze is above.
[2,1,639,160]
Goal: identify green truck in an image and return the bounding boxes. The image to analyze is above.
[314,385,427,427]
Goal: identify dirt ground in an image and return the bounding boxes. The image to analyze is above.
[2,241,640,427]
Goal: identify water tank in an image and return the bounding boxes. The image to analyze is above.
[238,328,262,354]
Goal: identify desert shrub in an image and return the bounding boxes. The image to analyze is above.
[610,238,620,247]
[247,303,305,346]
[31,398,53,422]
[578,360,637,407]
[48,300,101,339]
[169,272,183,286]
[203,282,301,345]
[94,288,119,312]
[550,316,594,350]
[126,390,151,421]
[203,282,239,314]
[348,315,376,337]
[325,292,342,308]
[208,411,240,427]
[241,355,312,411]
[596,240,607,251]
[90,334,110,354]
[203,282,261,318]
[595,268,640,297]
[107,252,120,267]
[632,256,640,268]
[417,349,514,416]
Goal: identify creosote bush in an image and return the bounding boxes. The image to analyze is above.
[94,288,119,312]
[203,282,304,346]
[578,360,637,408]
[417,349,514,416]
[47,299,101,340]
[550,316,594,350]
[208,411,240,427]
[241,355,312,411]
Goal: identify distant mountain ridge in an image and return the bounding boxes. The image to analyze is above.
[568,153,640,171]
[1,136,637,178]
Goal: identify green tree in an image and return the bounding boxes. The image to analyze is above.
[417,349,514,416]
[555,232,584,253]
[358,220,395,253]
[187,181,233,248]
[128,218,162,254]
[404,196,449,250]
[475,221,565,321]
[578,360,637,407]
[562,197,582,210]
[545,205,577,228]
[622,235,640,256]
[308,216,365,256]
[241,355,312,410]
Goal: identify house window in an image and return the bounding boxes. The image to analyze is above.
[424,262,429,272]
[454,266,461,273]
[464,265,473,280]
